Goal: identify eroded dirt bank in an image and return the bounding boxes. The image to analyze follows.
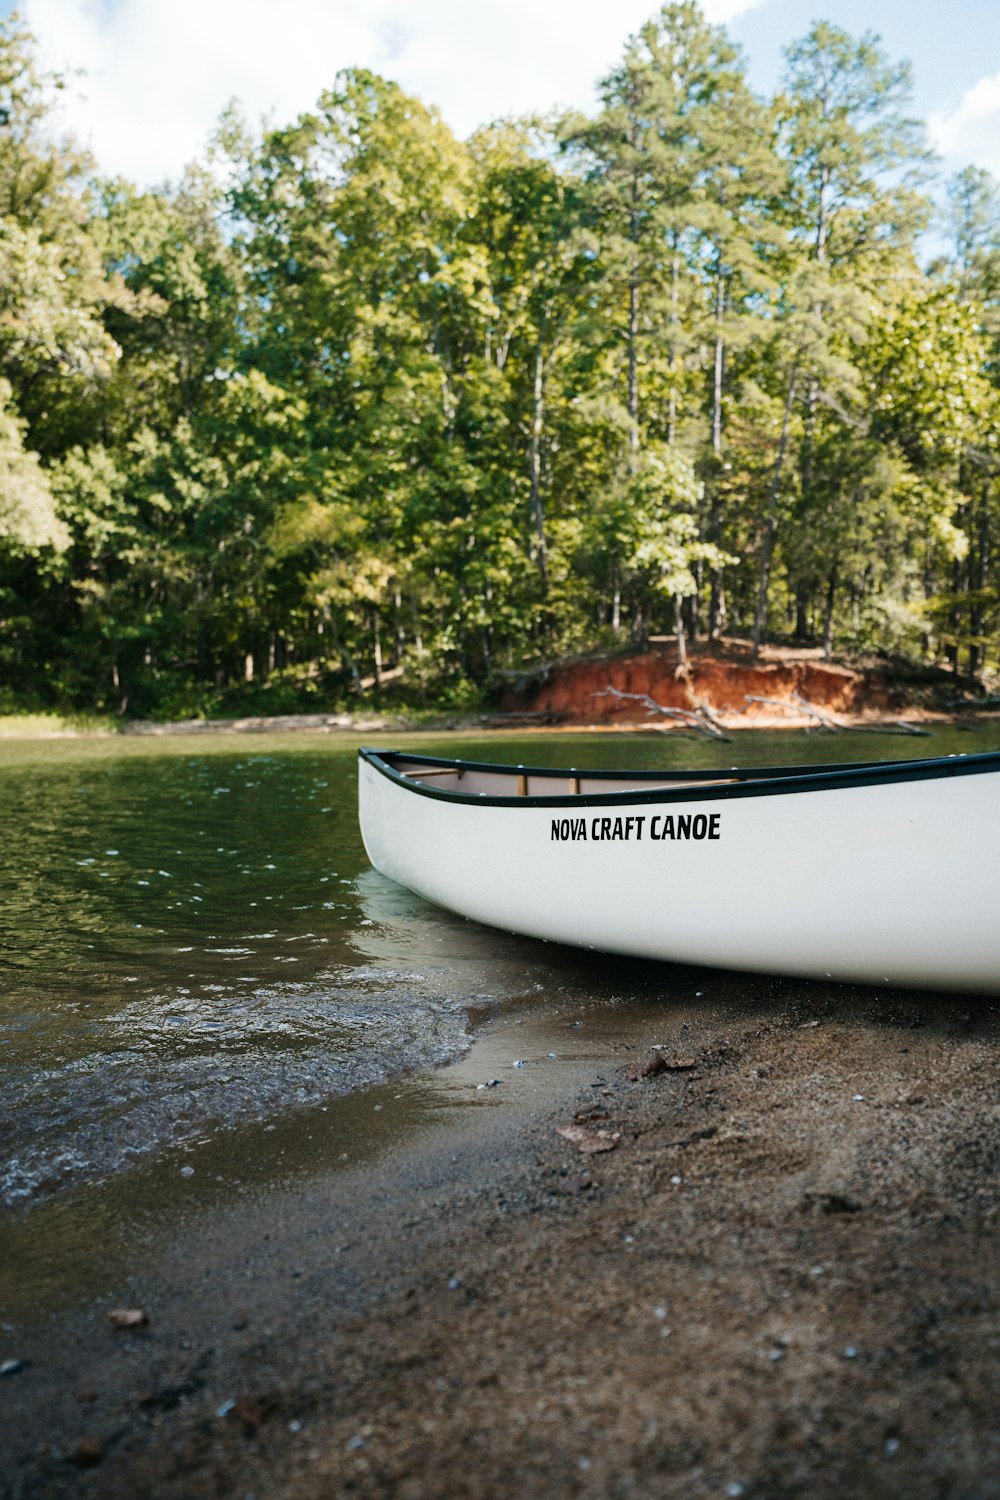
[502,639,967,727]
[3,979,999,1500]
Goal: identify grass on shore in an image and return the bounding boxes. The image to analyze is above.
[0,711,116,737]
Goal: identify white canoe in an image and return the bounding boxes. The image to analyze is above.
[358,747,1000,993]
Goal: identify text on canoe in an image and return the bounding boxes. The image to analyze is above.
[550,813,721,842]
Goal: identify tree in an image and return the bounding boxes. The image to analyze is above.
[750,21,932,656]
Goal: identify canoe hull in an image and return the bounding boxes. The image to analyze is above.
[358,752,1000,993]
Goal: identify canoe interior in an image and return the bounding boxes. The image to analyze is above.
[392,760,740,797]
[363,747,1000,805]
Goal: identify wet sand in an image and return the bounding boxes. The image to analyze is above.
[3,977,1000,1499]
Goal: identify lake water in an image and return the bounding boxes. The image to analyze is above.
[2,724,998,1214]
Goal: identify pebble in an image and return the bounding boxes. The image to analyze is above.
[107,1308,148,1329]
[180,1165,195,1178]
[72,1438,103,1467]
[842,1345,858,1359]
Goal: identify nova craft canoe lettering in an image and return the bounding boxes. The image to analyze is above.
[549,814,722,841]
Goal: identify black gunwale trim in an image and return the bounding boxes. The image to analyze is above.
[358,746,1000,809]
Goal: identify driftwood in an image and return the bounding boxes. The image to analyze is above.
[593,686,731,741]
[744,694,931,736]
[744,692,845,731]
[856,720,931,737]
[479,711,561,727]
[947,695,1000,712]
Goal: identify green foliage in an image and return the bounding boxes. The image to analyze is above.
[0,7,998,714]
[0,378,68,551]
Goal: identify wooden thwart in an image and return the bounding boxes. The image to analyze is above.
[404,767,464,780]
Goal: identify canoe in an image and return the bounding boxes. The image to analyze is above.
[357,747,1000,993]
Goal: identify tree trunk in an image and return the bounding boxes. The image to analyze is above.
[752,361,799,660]
[410,597,424,659]
[674,593,687,665]
[969,493,988,679]
[947,551,963,675]
[668,240,680,447]
[393,588,404,662]
[631,597,646,645]
[372,612,383,689]
[628,248,640,462]
[712,260,726,459]
[708,259,727,639]
[709,566,726,640]
[801,164,829,500]
[822,565,837,660]
[795,586,810,642]
[529,338,549,589]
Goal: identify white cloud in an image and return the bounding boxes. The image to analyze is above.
[22,0,766,186]
[930,69,1000,180]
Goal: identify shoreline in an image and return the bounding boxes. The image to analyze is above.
[4,978,1000,1498]
[3,706,998,742]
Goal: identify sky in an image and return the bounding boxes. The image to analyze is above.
[5,0,1000,189]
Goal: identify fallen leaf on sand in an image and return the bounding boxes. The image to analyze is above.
[556,1124,621,1155]
[628,1055,668,1080]
[107,1308,148,1329]
[72,1438,103,1467]
[235,1394,263,1432]
[628,1053,699,1080]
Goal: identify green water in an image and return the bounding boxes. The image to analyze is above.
[1,723,997,1211]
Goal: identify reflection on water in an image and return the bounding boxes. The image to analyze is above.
[1,724,997,1210]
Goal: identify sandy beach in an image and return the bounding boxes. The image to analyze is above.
[3,972,999,1500]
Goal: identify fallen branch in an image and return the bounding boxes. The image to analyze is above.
[744,693,845,731]
[947,695,1000,711]
[592,687,731,741]
[855,720,931,737]
[744,695,932,736]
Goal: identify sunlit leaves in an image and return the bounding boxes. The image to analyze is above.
[0,379,68,552]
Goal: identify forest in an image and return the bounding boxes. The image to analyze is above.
[1,4,998,718]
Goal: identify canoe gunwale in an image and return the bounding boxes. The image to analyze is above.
[359,746,1000,811]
